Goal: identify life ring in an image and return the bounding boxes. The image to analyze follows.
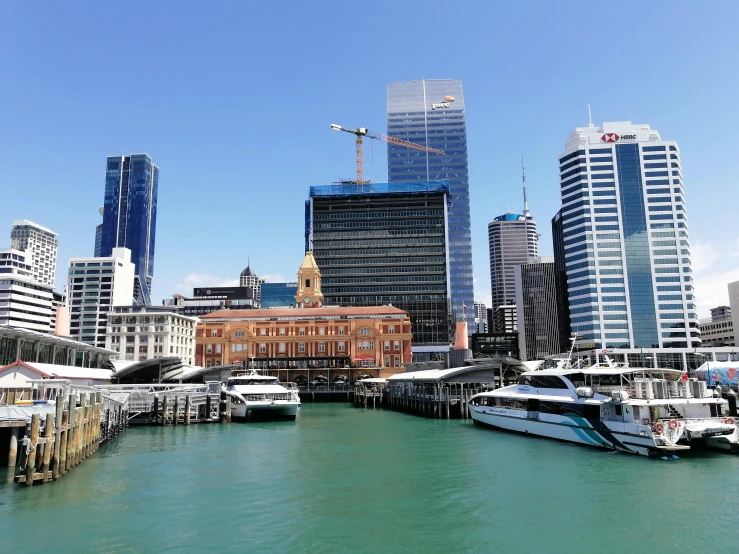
[653,422,664,434]
[668,419,678,430]
[724,417,735,425]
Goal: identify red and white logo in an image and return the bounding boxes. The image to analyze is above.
[601,133,620,142]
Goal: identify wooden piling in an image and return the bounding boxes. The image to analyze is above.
[7,428,18,469]
[65,394,76,472]
[173,395,179,426]
[205,395,211,422]
[58,409,68,478]
[153,395,159,424]
[52,394,63,478]
[41,413,54,482]
[162,395,168,426]
[25,414,40,486]
[185,395,191,425]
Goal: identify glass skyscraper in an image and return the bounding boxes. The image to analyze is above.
[387,80,474,331]
[558,122,699,350]
[100,154,159,305]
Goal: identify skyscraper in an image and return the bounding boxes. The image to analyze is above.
[558,121,698,349]
[387,80,474,331]
[306,181,453,351]
[99,154,158,305]
[515,256,571,360]
[240,265,266,304]
[487,212,539,332]
[10,220,58,286]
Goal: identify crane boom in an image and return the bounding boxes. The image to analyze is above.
[330,123,445,184]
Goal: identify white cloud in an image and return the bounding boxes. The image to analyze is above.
[691,239,721,275]
[175,273,238,291]
[694,267,739,319]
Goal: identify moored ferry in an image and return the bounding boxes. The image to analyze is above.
[224,371,300,420]
[469,365,739,457]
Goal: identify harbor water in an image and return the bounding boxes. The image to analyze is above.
[1,403,738,553]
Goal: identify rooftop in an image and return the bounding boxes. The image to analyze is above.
[11,220,58,236]
[309,181,450,198]
[201,305,410,321]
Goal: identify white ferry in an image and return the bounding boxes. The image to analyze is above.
[469,364,739,457]
[224,371,300,421]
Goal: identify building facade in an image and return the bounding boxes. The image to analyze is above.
[260,282,298,308]
[474,301,487,333]
[67,247,135,348]
[387,79,474,332]
[306,181,452,351]
[164,286,258,317]
[488,212,539,332]
[239,265,265,303]
[197,306,412,378]
[698,306,735,347]
[10,220,58,287]
[105,306,197,365]
[558,121,698,350]
[551,209,573,347]
[514,256,571,360]
[99,154,159,305]
[0,249,54,333]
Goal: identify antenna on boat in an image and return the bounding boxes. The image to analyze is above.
[567,334,580,369]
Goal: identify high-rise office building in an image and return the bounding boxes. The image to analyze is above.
[240,265,266,303]
[99,154,159,305]
[558,121,698,349]
[10,220,58,287]
[0,249,54,332]
[474,301,487,333]
[515,256,571,360]
[487,212,539,332]
[387,80,474,331]
[67,247,135,347]
[306,181,453,353]
[552,210,573,348]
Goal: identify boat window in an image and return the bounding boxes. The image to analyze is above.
[539,401,565,415]
[568,373,586,387]
[615,405,622,416]
[529,375,569,389]
[494,397,527,410]
[583,405,600,419]
[591,374,621,387]
[527,398,540,411]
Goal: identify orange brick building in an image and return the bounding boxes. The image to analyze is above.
[195,252,413,381]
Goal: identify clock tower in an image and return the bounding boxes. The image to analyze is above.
[295,251,324,308]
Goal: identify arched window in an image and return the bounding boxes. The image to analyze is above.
[360,327,371,335]
[234,330,244,338]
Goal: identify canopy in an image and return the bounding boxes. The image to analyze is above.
[695,362,739,386]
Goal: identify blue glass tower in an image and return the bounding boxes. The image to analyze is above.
[387,80,474,331]
[100,153,158,305]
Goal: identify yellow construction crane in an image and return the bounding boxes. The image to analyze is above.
[330,123,445,184]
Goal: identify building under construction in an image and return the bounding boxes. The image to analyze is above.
[305,181,454,356]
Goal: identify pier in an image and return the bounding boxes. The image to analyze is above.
[354,360,529,418]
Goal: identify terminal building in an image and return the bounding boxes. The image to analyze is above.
[698,306,735,347]
[557,121,698,350]
[306,181,452,357]
[196,253,413,380]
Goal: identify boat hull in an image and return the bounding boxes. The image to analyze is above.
[469,406,685,457]
[231,402,299,421]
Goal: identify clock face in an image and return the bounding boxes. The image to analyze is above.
[303,296,312,304]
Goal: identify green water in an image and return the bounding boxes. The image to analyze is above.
[1,404,738,553]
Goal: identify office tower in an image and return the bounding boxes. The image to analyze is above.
[488,212,539,332]
[67,247,135,347]
[552,209,573,348]
[0,249,54,332]
[558,121,698,349]
[94,206,104,257]
[260,282,299,308]
[387,79,474,331]
[99,154,159,305]
[10,220,58,286]
[474,301,487,333]
[515,256,571,360]
[306,181,452,354]
[240,265,266,303]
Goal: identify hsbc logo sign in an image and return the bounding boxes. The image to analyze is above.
[600,133,636,142]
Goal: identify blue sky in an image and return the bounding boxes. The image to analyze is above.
[2,1,738,317]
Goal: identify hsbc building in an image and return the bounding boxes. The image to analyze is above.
[555,121,699,351]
